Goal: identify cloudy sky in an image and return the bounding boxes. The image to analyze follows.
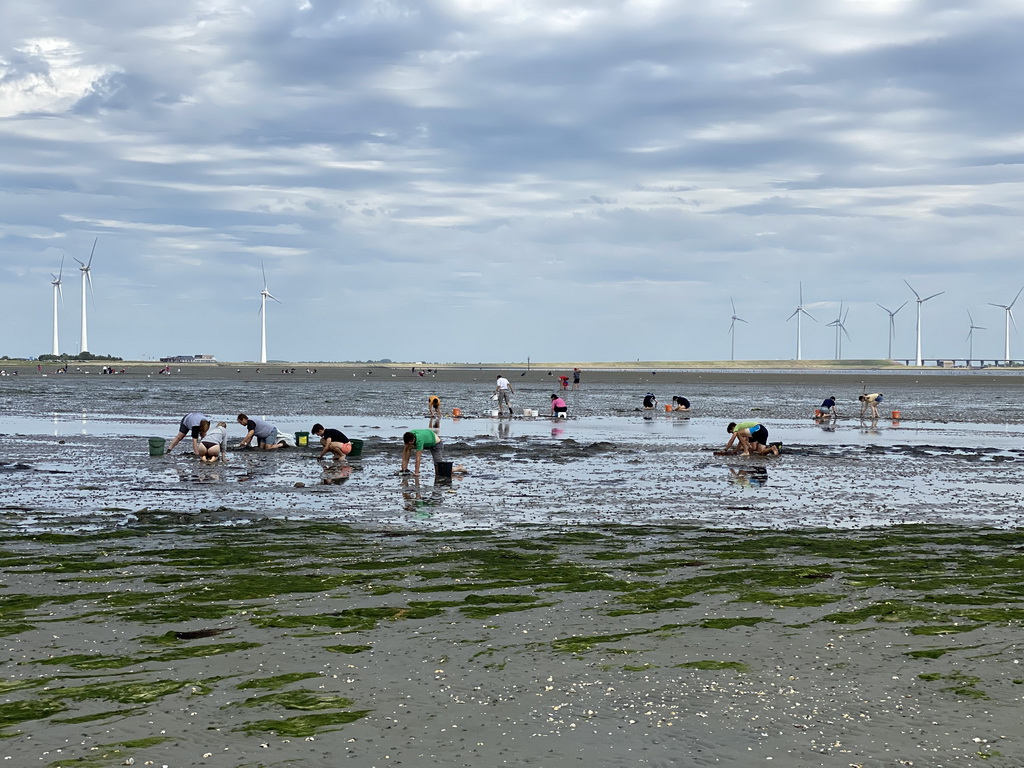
[2,0,1024,364]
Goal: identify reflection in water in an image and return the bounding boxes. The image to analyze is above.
[322,464,353,485]
[401,476,446,517]
[551,427,564,438]
[860,417,880,435]
[729,466,768,488]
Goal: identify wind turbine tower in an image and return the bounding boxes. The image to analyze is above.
[259,262,282,364]
[966,310,985,361]
[728,297,746,362]
[827,303,851,360]
[904,280,944,367]
[988,286,1023,363]
[876,302,907,360]
[786,282,817,360]
[74,239,97,354]
[50,256,64,356]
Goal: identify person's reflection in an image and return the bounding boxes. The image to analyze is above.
[551,426,565,438]
[817,416,838,433]
[322,463,353,485]
[498,421,510,439]
[429,416,441,430]
[401,476,445,515]
[860,417,880,435]
[729,467,768,488]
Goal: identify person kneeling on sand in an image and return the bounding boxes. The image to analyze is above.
[817,396,839,418]
[237,414,285,450]
[642,393,657,409]
[401,429,444,478]
[725,421,780,457]
[311,423,352,461]
[672,396,691,411]
[197,420,228,463]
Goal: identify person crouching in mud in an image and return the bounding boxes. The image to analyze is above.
[725,421,780,457]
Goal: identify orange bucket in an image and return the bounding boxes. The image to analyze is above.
[891,410,901,419]
[452,408,462,417]
[664,404,672,412]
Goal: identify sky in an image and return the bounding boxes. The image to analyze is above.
[3,0,1024,365]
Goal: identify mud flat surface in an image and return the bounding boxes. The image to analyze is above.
[2,523,1024,767]
[2,373,1024,766]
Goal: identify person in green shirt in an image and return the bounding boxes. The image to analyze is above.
[725,421,779,457]
[401,428,444,477]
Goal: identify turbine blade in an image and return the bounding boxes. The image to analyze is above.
[266,292,282,304]
[736,317,747,324]
[786,309,799,321]
[967,309,974,324]
[842,326,852,341]
[804,309,818,322]
[57,283,63,306]
[989,303,1007,309]
[876,303,890,313]
[894,301,907,314]
[1009,286,1024,310]
[87,238,97,268]
[1011,310,1018,333]
[922,291,944,302]
[903,279,920,299]
[58,255,64,280]
[730,296,737,314]
[261,261,268,289]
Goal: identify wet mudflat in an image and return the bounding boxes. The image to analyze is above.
[2,370,1024,766]
[2,523,1024,767]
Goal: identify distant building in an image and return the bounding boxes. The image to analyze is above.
[159,354,217,363]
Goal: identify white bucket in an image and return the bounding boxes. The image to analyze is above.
[523,408,537,417]
[491,409,499,417]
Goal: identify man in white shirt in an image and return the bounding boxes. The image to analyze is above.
[494,375,514,418]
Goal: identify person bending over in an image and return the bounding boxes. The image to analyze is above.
[198,421,228,463]
[858,393,883,419]
[726,421,779,457]
[401,429,444,478]
[672,396,691,411]
[428,395,442,418]
[311,423,352,461]
[167,412,208,454]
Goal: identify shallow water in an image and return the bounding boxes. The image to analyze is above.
[1,373,1023,533]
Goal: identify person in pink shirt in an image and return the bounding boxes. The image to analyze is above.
[550,394,568,418]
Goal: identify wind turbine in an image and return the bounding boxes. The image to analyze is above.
[966,310,985,361]
[50,256,64,356]
[728,297,746,362]
[74,239,97,354]
[259,261,282,364]
[876,301,907,360]
[786,282,817,360]
[988,286,1023,363]
[827,303,851,360]
[904,280,944,367]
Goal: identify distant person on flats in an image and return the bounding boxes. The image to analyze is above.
[818,396,839,418]
[572,368,581,389]
[428,395,442,419]
[642,393,657,410]
[197,420,228,463]
[671,396,691,411]
[494,375,514,418]
[167,412,208,454]
[311,423,352,461]
[725,421,779,457]
[558,375,570,390]
[401,428,444,478]
[550,394,568,418]
[858,393,883,419]
[237,414,285,450]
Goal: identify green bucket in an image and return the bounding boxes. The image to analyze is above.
[295,431,310,447]
[348,438,364,457]
[148,437,166,456]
